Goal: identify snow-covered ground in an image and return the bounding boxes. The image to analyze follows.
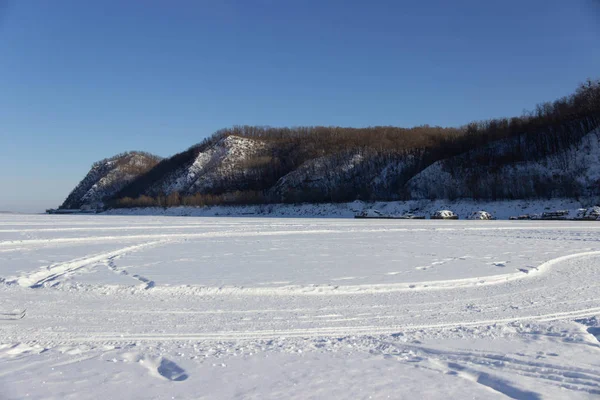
[1,215,600,399]
[102,197,600,220]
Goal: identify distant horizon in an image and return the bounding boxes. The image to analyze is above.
[0,211,41,214]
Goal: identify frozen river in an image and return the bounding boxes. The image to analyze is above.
[1,215,600,399]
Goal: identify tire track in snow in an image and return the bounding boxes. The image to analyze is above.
[58,306,600,343]
[26,250,600,344]
[383,344,600,396]
[11,224,600,249]
[4,224,600,234]
[6,241,167,288]
[0,228,427,249]
[3,230,600,350]
[0,224,223,233]
[92,250,600,296]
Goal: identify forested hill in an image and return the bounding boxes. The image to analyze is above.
[60,80,600,210]
[60,152,161,210]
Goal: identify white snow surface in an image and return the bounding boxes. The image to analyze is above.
[1,214,600,399]
[103,197,600,220]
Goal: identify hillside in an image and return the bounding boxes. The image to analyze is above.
[407,128,600,200]
[138,135,267,196]
[60,152,161,210]
[61,80,600,210]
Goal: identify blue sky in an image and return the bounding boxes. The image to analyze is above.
[1,0,599,212]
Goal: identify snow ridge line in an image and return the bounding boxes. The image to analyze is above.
[6,241,167,288]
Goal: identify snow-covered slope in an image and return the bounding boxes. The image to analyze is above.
[407,128,600,200]
[60,152,161,209]
[269,152,418,203]
[269,152,364,202]
[148,135,266,195]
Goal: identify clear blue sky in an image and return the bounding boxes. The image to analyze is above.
[1,0,599,212]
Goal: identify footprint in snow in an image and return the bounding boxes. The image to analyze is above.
[136,354,189,382]
[157,358,189,381]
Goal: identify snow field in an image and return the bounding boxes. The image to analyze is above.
[1,214,600,399]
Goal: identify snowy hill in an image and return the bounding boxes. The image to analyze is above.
[268,127,600,204]
[268,152,418,203]
[55,80,600,209]
[407,128,600,200]
[62,126,600,211]
[146,135,267,196]
[64,127,600,210]
[268,152,365,202]
[60,152,161,210]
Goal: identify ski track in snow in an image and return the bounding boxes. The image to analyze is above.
[1,215,600,399]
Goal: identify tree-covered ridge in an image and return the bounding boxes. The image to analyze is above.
[64,80,600,209]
